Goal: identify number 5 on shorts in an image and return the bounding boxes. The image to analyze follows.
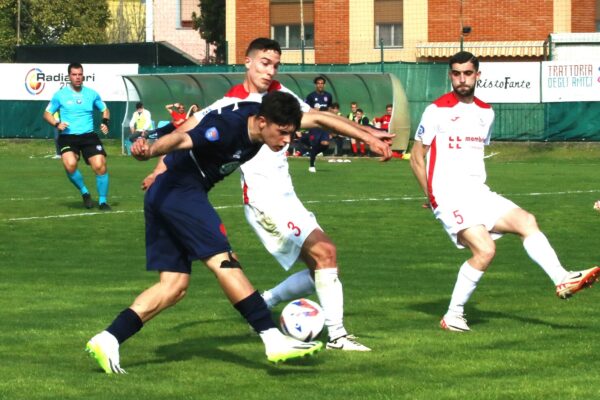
[453,210,464,224]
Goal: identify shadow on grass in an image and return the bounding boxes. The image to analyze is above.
[126,333,324,375]
[407,298,582,330]
[60,200,121,211]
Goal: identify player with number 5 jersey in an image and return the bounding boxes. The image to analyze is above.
[410,51,600,333]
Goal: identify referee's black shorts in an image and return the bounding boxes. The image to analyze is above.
[57,133,107,164]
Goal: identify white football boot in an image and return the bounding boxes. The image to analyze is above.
[440,313,470,332]
[85,331,126,374]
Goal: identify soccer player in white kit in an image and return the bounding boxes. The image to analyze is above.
[143,38,393,351]
[410,51,600,332]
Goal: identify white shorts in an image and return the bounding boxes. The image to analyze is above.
[244,196,321,270]
[433,188,519,249]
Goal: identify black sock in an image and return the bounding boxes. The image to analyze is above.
[106,308,144,344]
[234,291,276,333]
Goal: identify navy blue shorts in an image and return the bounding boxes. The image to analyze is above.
[308,129,330,146]
[144,170,231,273]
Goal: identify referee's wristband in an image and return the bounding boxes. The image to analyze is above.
[102,118,110,126]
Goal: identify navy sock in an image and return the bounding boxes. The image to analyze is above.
[106,308,143,344]
[234,291,276,333]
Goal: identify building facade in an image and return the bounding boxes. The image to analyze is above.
[107,0,211,63]
[225,0,600,63]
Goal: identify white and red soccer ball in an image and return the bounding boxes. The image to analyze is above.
[594,200,600,211]
[280,298,325,342]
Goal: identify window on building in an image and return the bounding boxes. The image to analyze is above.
[270,0,314,49]
[179,0,198,29]
[374,0,403,48]
[272,24,314,48]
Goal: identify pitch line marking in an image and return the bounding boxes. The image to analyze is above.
[4,189,600,222]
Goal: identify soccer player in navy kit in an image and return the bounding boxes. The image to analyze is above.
[43,63,112,210]
[305,75,333,111]
[85,91,323,374]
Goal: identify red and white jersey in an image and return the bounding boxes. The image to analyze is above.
[194,81,310,206]
[414,91,494,208]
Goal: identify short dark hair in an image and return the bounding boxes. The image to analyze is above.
[386,103,393,108]
[135,102,144,109]
[449,51,479,71]
[331,102,340,109]
[68,62,83,74]
[246,38,282,56]
[314,76,326,84]
[258,91,302,131]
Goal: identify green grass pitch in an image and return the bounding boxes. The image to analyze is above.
[1,139,599,399]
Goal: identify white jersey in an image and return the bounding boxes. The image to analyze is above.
[414,91,494,209]
[212,82,310,206]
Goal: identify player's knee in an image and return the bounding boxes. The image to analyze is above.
[476,242,496,265]
[165,282,188,305]
[522,211,539,231]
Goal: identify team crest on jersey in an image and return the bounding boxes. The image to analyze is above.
[416,124,425,138]
[205,127,220,141]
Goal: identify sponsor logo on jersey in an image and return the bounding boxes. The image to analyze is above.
[205,127,220,141]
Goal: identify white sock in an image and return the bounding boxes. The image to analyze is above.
[523,231,568,285]
[315,268,347,340]
[263,269,315,308]
[448,261,485,316]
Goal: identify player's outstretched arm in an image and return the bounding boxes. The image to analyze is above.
[327,112,395,144]
[131,132,193,161]
[409,140,429,197]
[301,111,392,161]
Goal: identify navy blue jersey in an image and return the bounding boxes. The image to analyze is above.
[164,102,262,191]
[305,91,333,111]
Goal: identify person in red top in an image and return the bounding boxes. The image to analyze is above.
[373,104,393,132]
[165,102,187,127]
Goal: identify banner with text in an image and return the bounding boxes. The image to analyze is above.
[541,61,600,102]
[476,62,540,103]
[0,63,138,101]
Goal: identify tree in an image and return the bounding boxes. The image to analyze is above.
[106,0,146,44]
[192,0,226,64]
[0,0,111,62]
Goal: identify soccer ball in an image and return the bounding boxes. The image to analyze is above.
[594,200,600,211]
[280,298,325,342]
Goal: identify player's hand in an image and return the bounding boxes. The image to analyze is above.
[100,123,109,135]
[131,138,151,161]
[141,174,156,191]
[365,136,392,161]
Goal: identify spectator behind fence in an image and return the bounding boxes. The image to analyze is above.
[373,104,393,132]
[351,108,370,156]
[186,104,201,119]
[165,102,187,128]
